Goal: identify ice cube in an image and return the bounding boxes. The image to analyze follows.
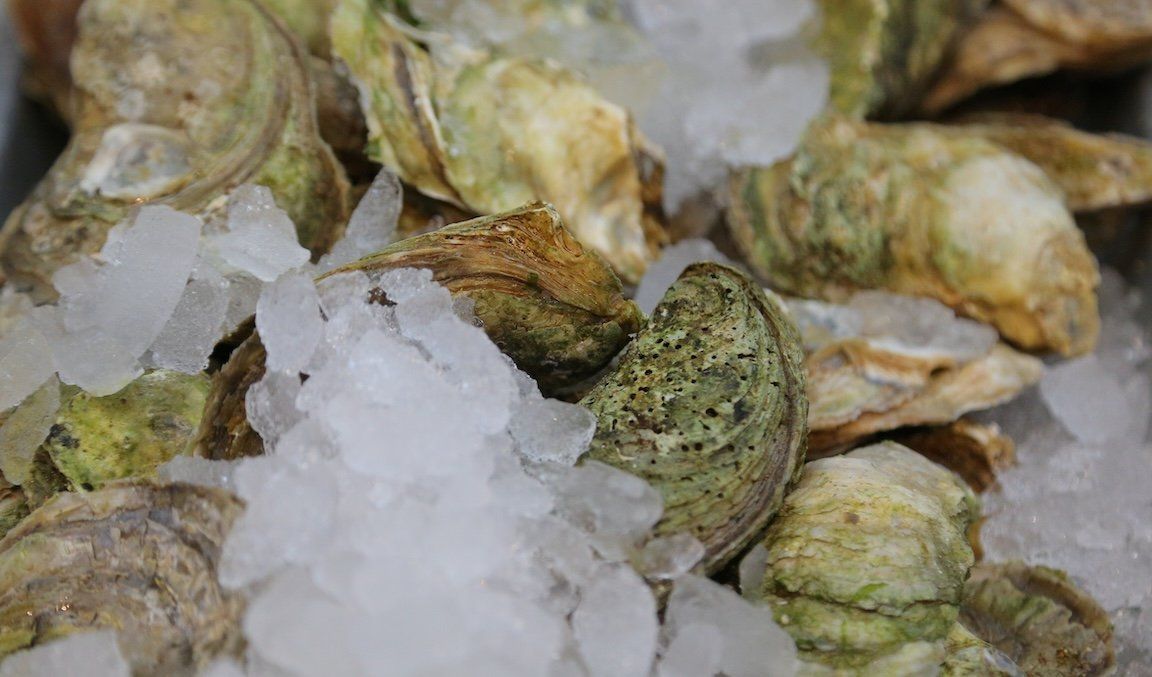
[256,271,324,374]
[572,564,658,677]
[208,184,309,282]
[0,631,130,677]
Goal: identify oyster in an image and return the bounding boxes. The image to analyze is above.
[0,0,351,301]
[744,442,980,673]
[816,0,988,118]
[0,480,28,541]
[950,113,1152,212]
[890,419,1016,493]
[330,0,665,283]
[197,203,643,459]
[0,371,208,506]
[925,3,1152,115]
[783,290,1042,456]
[0,482,245,674]
[579,263,807,574]
[727,115,1100,356]
[961,561,1115,675]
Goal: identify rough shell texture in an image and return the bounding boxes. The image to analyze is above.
[197,203,642,460]
[43,370,210,492]
[330,0,665,283]
[951,113,1152,212]
[747,442,980,672]
[0,0,350,301]
[1002,0,1152,50]
[0,480,28,541]
[580,263,808,575]
[728,116,1100,356]
[0,482,245,675]
[817,0,988,119]
[961,561,1115,676]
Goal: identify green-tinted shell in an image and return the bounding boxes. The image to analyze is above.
[727,116,1100,356]
[0,0,350,301]
[961,561,1115,676]
[0,481,245,674]
[817,0,987,119]
[579,263,807,574]
[0,481,28,541]
[196,203,642,460]
[746,442,980,673]
[940,623,1023,676]
[44,370,210,492]
[330,0,665,283]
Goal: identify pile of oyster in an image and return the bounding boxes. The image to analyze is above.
[0,0,1149,674]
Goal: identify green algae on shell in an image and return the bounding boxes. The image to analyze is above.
[44,370,210,492]
[330,0,665,283]
[197,203,643,460]
[0,0,350,301]
[0,481,245,674]
[817,0,988,119]
[579,263,807,575]
[961,561,1115,676]
[727,115,1100,356]
[745,442,980,673]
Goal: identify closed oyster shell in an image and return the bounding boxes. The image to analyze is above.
[817,0,988,119]
[0,482,245,674]
[727,116,1100,356]
[197,203,642,460]
[330,0,665,283]
[950,113,1152,212]
[924,4,1152,115]
[0,0,350,301]
[961,561,1115,676]
[579,263,807,574]
[745,442,980,673]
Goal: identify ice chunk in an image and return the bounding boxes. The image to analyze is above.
[146,265,229,373]
[633,239,735,314]
[661,575,798,677]
[223,272,263,331]
[572,564,658,677]
[0,377,59,485]
[636,533,705,581]
[256,271,323,374]
[198,658,246,677]
[553,461,663,560]
[317,169,402,272]
[208,184,309,282]
[51,206,201,394]
[1041,355,1133,444]
[738,544,770,596]
[245,370,303,446]
[510,397,596,466]
[0,631,130,677]
[0,312,56,410]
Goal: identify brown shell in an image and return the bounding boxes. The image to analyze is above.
[0,482,245,674]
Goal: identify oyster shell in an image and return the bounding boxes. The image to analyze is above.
[745,442,980,673]
[580,263,807,575]
[0,371,208,508]
[330,0,665,283]
[890,419,1016,493]
[950,113,1152,212]
[925,3,1152,115]
[0,482,245,674]
[727,115,1100,356]
[961,561,1115,675]
[0,0,351,301]
[0,480,28,541]
[817,0,988,118]
[197,203,642,460]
